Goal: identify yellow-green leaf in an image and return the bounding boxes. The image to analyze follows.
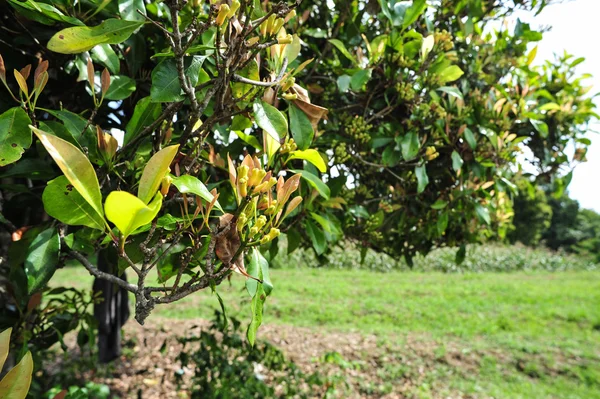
[0,351,33,399]
[31,126,104,218]
[105,191,162,238]
[47,19,144,54]
[287,149,327,172]
[137,144,179,204]
[0,328,11,371]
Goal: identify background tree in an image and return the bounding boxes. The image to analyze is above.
[508,177,552,247]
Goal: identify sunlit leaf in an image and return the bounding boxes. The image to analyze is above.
[31,126,104,218]
[171,175,223,212]
[415,164,429,194]
[137,144,179,204]
[288,149,326,172]
[105,191,163,238]
[0,351,33,399]
[253,100,288,141]
[47,19,143,54]
[0,328,10,371]
[24,227,60,294]
[290,169,330,199]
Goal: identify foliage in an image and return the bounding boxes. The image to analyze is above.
[0,328,33,399]
[0,0,317,340]
[508,177,552,246]
[288,0,597,264]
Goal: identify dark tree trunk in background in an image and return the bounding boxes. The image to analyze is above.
[93,251,130,363]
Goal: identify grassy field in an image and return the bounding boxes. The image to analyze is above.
[52,255,600,398]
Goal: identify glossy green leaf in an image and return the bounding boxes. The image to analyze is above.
[31,126,104,218]
[171,174,223,212]
[104,75,136,100]
[232,60,259,98]
[253,100,288,141]
[379,0,410,26]
[234,130,262,150]
[24,227,60,294]
[402,0,427,28]
[91,44,120,74]
[0,107,32,167]
[539,102,561,111]
[463,127,477,149]
[105,191,163,238]
[400,132,419,161]
[288,149,326,173]
[47,19,144,54]
[415,164,429,194]
[475,204,491,225]
[138,144,179,204]
[305,219,326,255]
[42,176,105,230]
[246,282,265,346]
[451,151,464,171]
[328,39,357,64]
[437,86,463,100]
[336,75,351,92]
[246,248,273,298]
[431,199,448,210]
[0,351,33,399]
[124,96,161,145]
[382,144,401,166]
[350,69,372,91]
[290,169,330,199]
[437,65,464,84]
[150,56,206,102]
[119,0,146,21]
[8,0,83,26]
[289,104,314,150]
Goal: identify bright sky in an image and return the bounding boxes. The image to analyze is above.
[514,0,599,212]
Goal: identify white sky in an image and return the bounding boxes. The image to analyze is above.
[513,0,599,212]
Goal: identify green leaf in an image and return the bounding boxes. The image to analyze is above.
[105,191,163,238]
[400,132,420,161]
[47,19,144,54]
[437,211,449,235]
[8,0,83,26]
[138,145,179,204]
[170,175,223,212]
[382,144,401,166]
[290,169,330,199]
[350,69,372,91]
[475,204,491,225]
[402,0,427,28]
[234,130,262,150]
[125,96,161,145]
[336,75,351,92]
[288,104,314,150]
[42,176,105,230]
[283,34,301,64]
[451,151,463,171]
[253,100,288,141]
[150,56,205,102]
[0,351,33,399]
[288,149,326,172]
[437,86,463,100]
[31,126,104,218]
[379,0,410,27]
[232,59,259,98]
[24,227,60,294]
[119,0,146,22]
[415,164,429,194]
[538,102,561,112]
[463,127,477,149]
[305,219,326,255]
[246,248,273,298]
[437,65,464,84]
[104,75,136,100]
[530,119,549,138]
[91,44,120,74]
[328,39,357,64]
[431,199,448,210]
[246,282,265,346]
[0,107,32,167]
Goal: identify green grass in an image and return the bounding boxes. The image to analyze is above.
[50,249,600,398]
